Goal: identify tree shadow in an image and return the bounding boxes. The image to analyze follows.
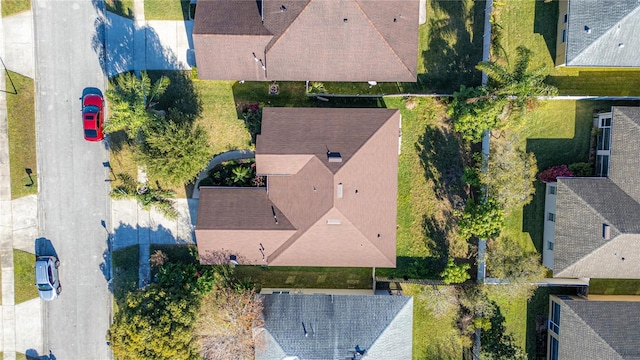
[91,0,190,78]
[534,0,558,63]
[416,0,484,93]
[148,70,202,122]
[525,286,581,358]
[481,301,521,358]
[102,221,193,298]
[523,100,631,252]
[416,125,466,206]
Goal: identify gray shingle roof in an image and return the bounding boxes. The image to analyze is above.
[555,297,640,360]
[565,0,640,67]
[553,107,640,278]
[256,294,413,360]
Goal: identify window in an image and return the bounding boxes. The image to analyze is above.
[595,154,610,177]
[548,213,556,222]
[562,29,567,43]
[597,128,611,151]
[548,241,554,251]
[563,13,568,23]
[600,117,612,128]
[549,301,561,335]
[549,337,559,360]
[548,185,557,195]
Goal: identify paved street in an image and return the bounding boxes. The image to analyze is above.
[33,1,111,358]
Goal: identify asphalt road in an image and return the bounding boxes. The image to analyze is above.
[33,1,112,358]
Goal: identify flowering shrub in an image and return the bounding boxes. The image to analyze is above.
[538,164,573,183]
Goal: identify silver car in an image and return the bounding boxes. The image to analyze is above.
[35,256,61,301]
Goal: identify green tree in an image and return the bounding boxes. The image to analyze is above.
[450,47,557,142]
[486,237,546,284]
[449,85,507,143]
[138,115,211,187]
[479,133,538,214]
[110,173,179,219]
[105,72,170,139]
[456,198,504,240]
[477,46,557,115]
[440,258,471,285]
[108,263,214,360]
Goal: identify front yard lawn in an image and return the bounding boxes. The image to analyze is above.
[111,245,139,300]
[14,249,38,304]
[108,74,252,198]
[6,71,37,199]
[144,0,189,20]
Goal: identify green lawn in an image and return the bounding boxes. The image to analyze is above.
[403,284,465,360]
[1,0,30,17]
[194,80,252,154]
[412,0,484,93]
[495,0,640,96]
[492,100,629,358]
[144,0,189,20]
[377,97,467,280]
[14,249,38,304]
[589,279,640,295]
[105,0,134,19]
[485,286,529,352]
[112,245,139,301]
[234,266,372,291]
[6,72,37,199]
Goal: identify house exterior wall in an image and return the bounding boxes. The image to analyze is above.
[555,0,569,66]
[543,182,558,269]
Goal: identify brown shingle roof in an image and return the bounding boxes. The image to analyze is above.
[196,108,400,267]
[193,0,418,81]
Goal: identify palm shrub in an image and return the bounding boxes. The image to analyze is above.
[105,71,170,139]
[110,173,179,219]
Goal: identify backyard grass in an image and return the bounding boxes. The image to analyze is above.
[144,0,189,20]
[485,286,529,352]
[377,97,467,280]
[234,266,373,291]
[1,0,30,17]
[589,279,640,295]
[14,249,38,304]
[403,284,465,360]
[494,0,640,96]
[105,0,134,19]
[411,0,484,93]
[6,72,37,199]
[112,245,139,300]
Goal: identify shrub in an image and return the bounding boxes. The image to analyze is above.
[456,198,504,240]
[538,164,573,183]
[568,162,592,177]
[440,258,471,285]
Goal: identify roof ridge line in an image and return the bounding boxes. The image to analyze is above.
[332,109,399,173]
[267,204,333,263]
[560,178,623,235]
[353,0,415,78]
[332,207,395,266]
[364,297,413,354]
[265,0,313,53]
[561,300,623,357]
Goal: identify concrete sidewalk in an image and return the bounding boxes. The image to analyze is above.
[0,4,199,359]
